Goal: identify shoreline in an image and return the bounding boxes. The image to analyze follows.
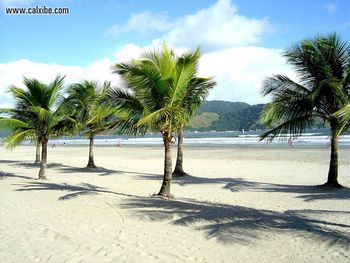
[8,143,350,149]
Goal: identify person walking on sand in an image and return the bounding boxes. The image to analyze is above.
[288,137,293,148]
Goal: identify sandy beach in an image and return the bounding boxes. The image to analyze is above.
[0,145,349,262]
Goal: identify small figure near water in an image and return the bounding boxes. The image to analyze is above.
[288,137,293,148]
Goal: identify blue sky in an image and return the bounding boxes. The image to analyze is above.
[0,0,349,106]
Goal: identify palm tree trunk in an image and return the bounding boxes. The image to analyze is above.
[35,139,41,163]
[87,135,96,168]
[324,124,342,187]
[173,126,187,177]
[158,131,173,197]
[38,139,48,179]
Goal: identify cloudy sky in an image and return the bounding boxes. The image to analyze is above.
[1,0,349,107]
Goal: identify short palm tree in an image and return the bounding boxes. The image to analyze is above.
[0,76,71,179]
[63,80,115,168]
[0,103,41,163]
[109,44,201,197]
[260,33,350,187]
[173,52,216,176]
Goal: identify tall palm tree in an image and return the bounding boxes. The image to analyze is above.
[0,75,71,179]
[63,80,115,168]
[260,33,350,188]
[108,44,200,197]
[173,68,216,177]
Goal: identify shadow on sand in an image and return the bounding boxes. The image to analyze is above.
[142,174,350,202]
[15,181,143,200]
[8,171,350,248]
[122,196,350,247]
[253,183,350,202]
[57,166,160,177]
[1,159,159,177]
[0,171,34,180]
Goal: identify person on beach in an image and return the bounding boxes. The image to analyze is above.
[288,137,293,148]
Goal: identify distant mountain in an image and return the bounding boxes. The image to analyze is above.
[187,100,266,131]
[196,100,250,116]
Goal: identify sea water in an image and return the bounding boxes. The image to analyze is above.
[42,129,350,147]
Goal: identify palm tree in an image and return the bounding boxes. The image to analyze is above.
[173,72,216,177]
[108,44,201,197]
[0,75,70,179]
[260,33,350,188]
[63,80,115,168]
[0,105,41,163]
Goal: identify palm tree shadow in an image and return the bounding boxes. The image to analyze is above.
[0,160,24,164]
[15,181,142,200]
[0,160,39,169]
[57,166,123,176]
[56,165,160,177]
[255,183,350,202]
[142,174,261,190]
[143,173,350,202]
[173,175,350,202]
[4,160,70,169]
[0,171,34,180]
[122,197,350,248]
[1,159,160,178]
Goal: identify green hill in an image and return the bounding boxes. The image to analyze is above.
[187,100,265,131]
[196,100,250,115]
[188,112,220,130]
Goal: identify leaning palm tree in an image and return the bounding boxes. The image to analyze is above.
[63,80,115,168]
[0,75,71,179]
[173,60,216,176]
[109,44,200,197]
[260,33,350,188]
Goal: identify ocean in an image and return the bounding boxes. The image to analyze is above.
[42,129,350,147]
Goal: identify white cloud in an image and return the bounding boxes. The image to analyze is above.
[107,0,271,51]
[198,46,296,104]
[164,0,270,51]
[106,11,171,37]
[106,0,270,51]
[326,3,337,13]
[0,58,120,108]
[113,43,144,62]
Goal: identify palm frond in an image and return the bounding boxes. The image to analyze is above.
[5,129,35,148]
[260,114,315,142]
[334,104,350,135]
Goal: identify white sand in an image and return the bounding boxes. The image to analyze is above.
[0,145,349,262]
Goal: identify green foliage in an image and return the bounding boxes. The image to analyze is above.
[107,44,215,137]
[187,101,265,131]
[335,103,350,135]
[196,100,249,116]
[239,104,266,130]
[0,75,72,147]
[260,32,350,141]
[62,80,116,138]
[188,112,219,129]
